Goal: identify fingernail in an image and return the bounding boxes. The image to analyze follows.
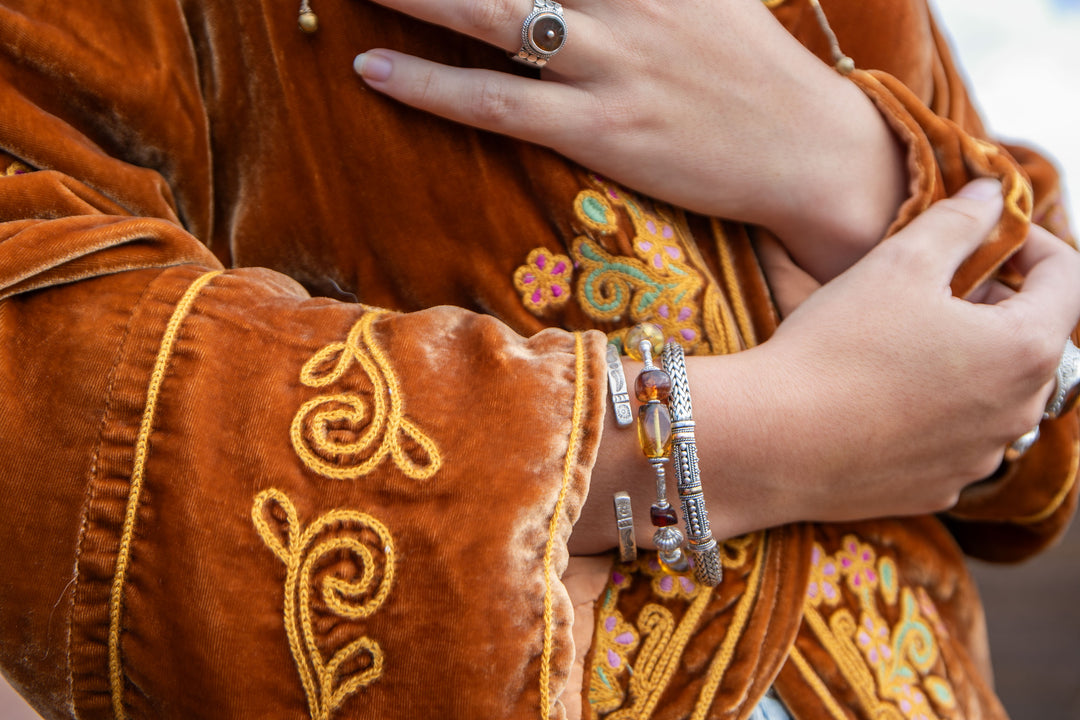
[353,52,392,82]
[957,178,1002,201]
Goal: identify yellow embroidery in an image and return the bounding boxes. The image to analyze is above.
[109,270,222,720]
[711,219,758,348]
[291,312,441,481]
[803,534,959,720]
[588,588,641,714]
[788,646,850,720]
[2,160,31,176]
[589,533,765,719]
[690,536,767,719]
[513,247,574,314]
[253,489,395,720]
[541,333,589,719]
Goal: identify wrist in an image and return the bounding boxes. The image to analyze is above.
[753,67,908,282]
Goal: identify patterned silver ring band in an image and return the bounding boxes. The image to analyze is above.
[661,341,723,587]
[1046,340,1080,419]
[605,342,634,427]
[510,0,567,67]
[1006,340,1080,462]
[613,491,637,563]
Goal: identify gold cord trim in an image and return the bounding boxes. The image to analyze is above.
[788,646,850,720]
[108,270,222,720]
[607,590,711,720]
[253,488,395,720]
[690,532,768,720]
[711,219,758,348]
[1009,430,1079,524]
[540,332,588,718]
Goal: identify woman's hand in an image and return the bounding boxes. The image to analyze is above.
[354,0,906,281]
[572,180,1080,553]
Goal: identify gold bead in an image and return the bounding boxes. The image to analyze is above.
[298,11,319,33]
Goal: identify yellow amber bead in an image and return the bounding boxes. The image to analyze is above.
[625,323,664,361]
[636,402,671,458]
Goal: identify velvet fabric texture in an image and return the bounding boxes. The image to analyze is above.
[0,1,1076,719]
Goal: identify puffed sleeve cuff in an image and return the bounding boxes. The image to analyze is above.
[846,68,1080,561]
[0,226,609,719]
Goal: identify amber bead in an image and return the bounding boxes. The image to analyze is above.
[650,504,678,527]
[625,323,664,361]
[659,548,690,574]
[636,402,671,458]
[635,368,671,403]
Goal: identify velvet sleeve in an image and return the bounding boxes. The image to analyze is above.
[818,1,1080,562]
[0,5,607,720]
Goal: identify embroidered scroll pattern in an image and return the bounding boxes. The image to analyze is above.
[291,312,441,481]
[588,533,764,719]
[253,488,396,720]
[802,535,959,720]
[510,176,752,354]
[571,183,707,354]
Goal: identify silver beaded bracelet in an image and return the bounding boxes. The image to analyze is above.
[661,341,723,587]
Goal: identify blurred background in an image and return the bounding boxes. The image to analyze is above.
[3,0,1079,717]
[933,1,1080,717]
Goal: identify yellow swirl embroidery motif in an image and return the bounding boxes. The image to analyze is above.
[291,312,441,480]
[253,488,396,720]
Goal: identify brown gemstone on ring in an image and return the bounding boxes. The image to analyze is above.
[529,14,566,54]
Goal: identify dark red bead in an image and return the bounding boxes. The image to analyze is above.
[650,505,678,527]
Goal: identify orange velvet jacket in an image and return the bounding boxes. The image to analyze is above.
[0,1,1076,719]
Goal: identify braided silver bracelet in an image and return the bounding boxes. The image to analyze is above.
[661,341,723,587]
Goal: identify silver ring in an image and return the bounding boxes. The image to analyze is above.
[1045,340,1080,419]
[1005,425,1041,462]
[510,0,567,67]
[613,491,637,563]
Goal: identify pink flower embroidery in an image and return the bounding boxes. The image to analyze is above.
[855,613,893,667]
[513,247,573,314]
[807,544,841,607]
[837,535,878,593]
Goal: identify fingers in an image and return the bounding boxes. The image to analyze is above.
[998,223,1080,340]
[360,0,599,71]
[355,50,588,143]
[876,178,1005,285]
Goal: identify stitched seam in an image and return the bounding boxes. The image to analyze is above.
[107,270,221,720]
[540,332,587,719]
[65,273,158,719]
[788,647,850,720]
[690,533,768,720]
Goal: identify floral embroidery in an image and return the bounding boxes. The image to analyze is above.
[252,488,395,720]
[2,160,31,176]
[589,586,640,714]
[588,534,766,719]
[512,247,573,314]
[807,543,840,607]
[801,534,959,720]
[568,179,707,353]
[836,536,878,593]
[291,312,441,481]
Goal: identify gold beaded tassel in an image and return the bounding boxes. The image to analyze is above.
[626,324,690,575]
[298,0,319,33]
[807,0,854,75]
